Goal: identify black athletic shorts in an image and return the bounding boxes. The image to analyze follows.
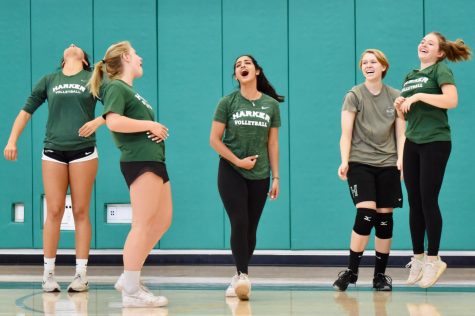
[347,162,403,208]
[42,146,98,164]
[120,161,169,188]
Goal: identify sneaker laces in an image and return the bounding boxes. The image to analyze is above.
[238,273,249,281]
[406,257,420,268]
[337,270,355,281]
[140,282,152,294]
[406,257,423,275]
[134,289,160,303]
[45,272,55,282]
[375,273,392,284]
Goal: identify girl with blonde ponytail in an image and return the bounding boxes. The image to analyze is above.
[395,32,471,289]
[90,41,171,308]
[89,41,131,99]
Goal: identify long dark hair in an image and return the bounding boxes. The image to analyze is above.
[233,55,285,103]
[59,48,92,71]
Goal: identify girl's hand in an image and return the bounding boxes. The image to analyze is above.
[4,142,18,161]
[237,155,258,170]
[397,158,404,180]
[78,119,101,137]
[400,95,418,113]
[146,132,164,143]
[393,96,406,111]
[148,122,169,143]
[268,177,280,200]
[338,162,349,180]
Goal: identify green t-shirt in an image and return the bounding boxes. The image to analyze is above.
[102,80,165,162]
[342,84,400,167]
[400,62,455,143]
[213,91,281,180]
[22,70,98,151]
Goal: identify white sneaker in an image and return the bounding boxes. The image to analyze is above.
[115,273,152,294]
[405,255,425,285]
[418,256,447,288]
[234,273,251,301]
[42,271,61,292]
[122,289,168,308]
[225,275,239,297]
[67,272,89,292]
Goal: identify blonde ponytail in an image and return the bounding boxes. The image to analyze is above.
[88,61,105,98]
[87,41,132,98]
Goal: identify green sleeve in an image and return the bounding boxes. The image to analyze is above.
[96,84,106,105]
[22,75,48,114]
[271,103,281,128]
[436,63,455,86]
[103,83,127,118]
[213,97,229,123]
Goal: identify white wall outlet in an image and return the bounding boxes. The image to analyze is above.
[13,203,25,223]
[106,204,132,223]
[43,194,75,231]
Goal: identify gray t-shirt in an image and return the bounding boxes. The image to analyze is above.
[342,83,400,167]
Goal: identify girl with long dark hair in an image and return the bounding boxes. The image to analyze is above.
[210,55,284,300]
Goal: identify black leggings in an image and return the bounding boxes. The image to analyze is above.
[403,139,451,256]
[218,159,269,274]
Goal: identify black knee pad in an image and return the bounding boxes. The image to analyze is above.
[375,213,393,239]
[353,208,376,236]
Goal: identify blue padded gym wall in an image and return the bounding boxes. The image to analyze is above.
[0,0,474,251]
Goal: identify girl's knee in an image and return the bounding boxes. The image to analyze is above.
[45,206,65,222]
[72,206,91,222]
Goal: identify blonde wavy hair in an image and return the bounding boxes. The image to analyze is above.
[88,41,131,98]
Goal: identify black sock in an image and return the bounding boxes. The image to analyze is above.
[348,249,363,274]
[374,251,389,276]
